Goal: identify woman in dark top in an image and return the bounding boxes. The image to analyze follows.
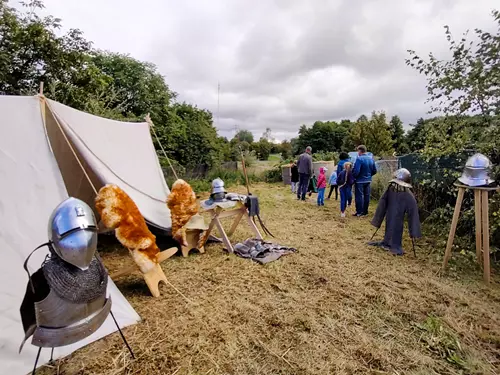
[290,161,299,193]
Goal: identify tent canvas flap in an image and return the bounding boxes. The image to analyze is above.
[46,99,172,230]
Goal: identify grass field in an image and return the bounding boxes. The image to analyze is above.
[39,184,500,375]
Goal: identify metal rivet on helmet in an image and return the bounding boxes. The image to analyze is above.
[458,153,495,187]
[48,197,98,270]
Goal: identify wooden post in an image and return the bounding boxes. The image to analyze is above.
[474,189,483,264]
[442,187,465,269]
[481,190,491,284]
[39,81,44,95]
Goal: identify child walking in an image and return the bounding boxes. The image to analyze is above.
[338,162,354,217]
[316,167,327,206]
[327,169,338,200]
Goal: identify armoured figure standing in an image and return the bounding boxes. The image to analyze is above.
[19,197,133,374]
[368,168,421,256]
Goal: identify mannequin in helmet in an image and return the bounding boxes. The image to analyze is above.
[368,168,421,256]
[20,197,110,352]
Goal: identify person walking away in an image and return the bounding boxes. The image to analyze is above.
[352,145,377,216]
[290,161,299,193]
[336,152,350,178]
[296,146,313,201]
[316,167,327,206]
[338,162,355,217]
[327,169,338,200]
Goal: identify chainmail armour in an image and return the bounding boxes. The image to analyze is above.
[43,255,108,304]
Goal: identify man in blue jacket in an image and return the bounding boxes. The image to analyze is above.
[352,145,377,216]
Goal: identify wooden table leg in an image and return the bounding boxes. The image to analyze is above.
[246,214,263,240]
[214,217,234,253]
[474,189,483,264]
[227,209,245,236]
[442,187,465,270]
[199,208,219,248]
[481,190,490,284]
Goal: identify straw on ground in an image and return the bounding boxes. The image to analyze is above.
[39,184,500,375]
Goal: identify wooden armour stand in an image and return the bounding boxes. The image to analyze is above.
[111,247,178,297]
[442,183,499,284]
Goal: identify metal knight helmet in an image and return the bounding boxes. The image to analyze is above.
[390,168,412,188]
[48,197,98,270]
[20,197,111,356]
[458,153,495,187]
[210,178,226,202]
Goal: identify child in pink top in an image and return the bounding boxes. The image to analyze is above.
[316,167,327,206]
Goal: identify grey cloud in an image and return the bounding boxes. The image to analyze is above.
[33,0,500,141]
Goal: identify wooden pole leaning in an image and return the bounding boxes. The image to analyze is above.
[442,183,499,284]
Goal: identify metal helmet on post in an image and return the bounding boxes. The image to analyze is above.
[390,168,412,188]
[210,178,226,202]
[48,197,98,270]
[458,153,495,187]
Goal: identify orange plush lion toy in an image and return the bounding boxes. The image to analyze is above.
[167,179,199,247]
[95,184,160,274]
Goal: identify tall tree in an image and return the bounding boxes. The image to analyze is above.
[261,127,273,141]
[367,111,394,156]
[233,129,254,144]
[389,115,405,153]
[347,115,370,149]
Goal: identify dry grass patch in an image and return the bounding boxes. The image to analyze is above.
[38,184,500,375]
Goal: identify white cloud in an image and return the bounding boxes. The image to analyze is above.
[19,0,500,140]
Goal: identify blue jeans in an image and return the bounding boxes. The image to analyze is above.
[317,188,325,205]
[355,182,371,215]
[340,186,352,212]
[297,173,310,200]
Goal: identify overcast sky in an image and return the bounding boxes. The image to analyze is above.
[22,0,499,141]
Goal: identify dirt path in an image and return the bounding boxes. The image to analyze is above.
[41,184,500,375]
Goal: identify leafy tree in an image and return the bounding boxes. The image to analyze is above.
[233,129,254,144]
[389,115,406,153]
[405,118,427,152]
[406,9,500,256]
[346,115,369,149]
[295,120,347,154]
[367,111,394,156]
[254,138,272,160]
[406,10,500,120]
[261,127,273,141]
[279,140,292,160]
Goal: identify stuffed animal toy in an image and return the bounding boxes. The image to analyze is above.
[167,179,199,247]
[95,184,160,274]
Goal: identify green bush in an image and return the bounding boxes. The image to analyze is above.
[371,168,392,200]
[312,151,338,163]
[264,165,283,183]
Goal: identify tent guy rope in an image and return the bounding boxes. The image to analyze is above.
[38,94,99,196]
[145,114,179,181]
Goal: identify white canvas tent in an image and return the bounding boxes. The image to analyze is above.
[0,95,172,374]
